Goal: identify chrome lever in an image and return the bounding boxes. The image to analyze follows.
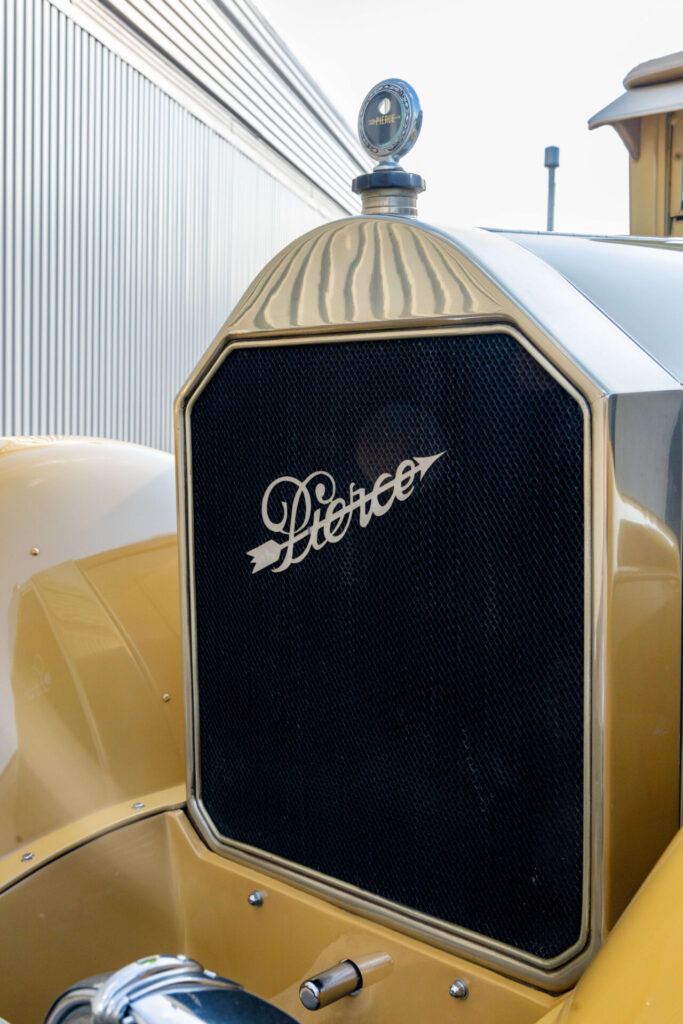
[299,953,392,1011]
[299,961,361,1010]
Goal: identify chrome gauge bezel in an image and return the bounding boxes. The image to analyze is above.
[357,79,423,162]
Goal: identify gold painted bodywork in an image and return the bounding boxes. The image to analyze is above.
[181,321,596,989]
[0,536,184,859]
[535,826,683,1024]
[0,808,557,1024]
[176,216,683,991]
[1,217,682,1021]
[603,465,682,928]
[3,807,683,1024]
[0,438,185,864]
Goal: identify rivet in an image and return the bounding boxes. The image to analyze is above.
[132,802,144,810]
[21,852,34,863]
[162,693,171,702]
[30,547,40,556]
[449,979,468,1000]
[248,889,265,907]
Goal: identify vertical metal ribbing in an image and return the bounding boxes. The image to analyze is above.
[8,0,17,429]
[0,3,6,436]
[48,3,58,434]
[2,0,328,450]
[39,0,50,435]
[63,13,73,436]
[25,0,34,433]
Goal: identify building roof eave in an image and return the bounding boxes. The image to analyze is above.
[588,79,683,158]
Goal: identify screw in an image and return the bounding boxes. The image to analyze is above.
[21,852,34,863]
[30,547,39,556]
[162,693,171,702]
[132,802,144,810]
[449,979,468,1000]
[248,890,265,907]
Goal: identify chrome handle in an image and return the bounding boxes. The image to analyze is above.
[299,961,361,1011]
[299,953,392,1011]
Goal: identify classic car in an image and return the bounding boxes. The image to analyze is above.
[1,78,683,1024]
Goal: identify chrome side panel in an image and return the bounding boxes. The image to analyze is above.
[501,232,683,383]
[175,216,683,990]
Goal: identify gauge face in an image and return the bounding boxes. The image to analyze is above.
[358,79,422,162]
[363,89,404,150]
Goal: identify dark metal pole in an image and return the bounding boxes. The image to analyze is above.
[544,146,560,231]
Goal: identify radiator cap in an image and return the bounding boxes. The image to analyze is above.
[352,79,425,216]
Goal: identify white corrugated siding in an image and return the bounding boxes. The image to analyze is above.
[72,0,364,211]
[1,0,343,450]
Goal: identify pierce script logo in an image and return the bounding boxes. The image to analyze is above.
[247,450,446,574]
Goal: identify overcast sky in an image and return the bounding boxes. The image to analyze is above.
[257,0,680,234]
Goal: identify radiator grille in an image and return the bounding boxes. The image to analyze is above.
[188,332,586,961]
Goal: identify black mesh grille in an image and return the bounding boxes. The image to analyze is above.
[189,332,586,960]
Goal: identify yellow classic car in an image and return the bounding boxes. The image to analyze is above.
[2,80,683,1024]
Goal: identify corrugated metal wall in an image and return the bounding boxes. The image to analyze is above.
[1,0,344,450]
[76,0,364,211]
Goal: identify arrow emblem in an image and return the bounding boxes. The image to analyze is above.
[248,450,446,575]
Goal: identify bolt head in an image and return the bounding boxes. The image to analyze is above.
[248,889,264,907]
[449,979,468,999]
[20,852,34,863]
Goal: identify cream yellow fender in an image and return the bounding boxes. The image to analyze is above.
[537,825,683,1023]
[1,439,682,1024]
[0,437,185,873]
